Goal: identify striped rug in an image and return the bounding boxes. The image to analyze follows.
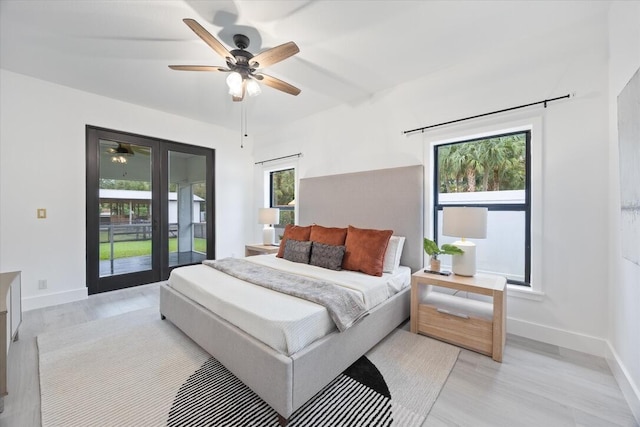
[38,308,459,426]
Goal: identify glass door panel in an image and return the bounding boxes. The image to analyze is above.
[168,150,208,268]
[98,139,154,277]
[87,126,214,294]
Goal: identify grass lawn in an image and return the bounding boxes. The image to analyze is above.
[100,238,206,260]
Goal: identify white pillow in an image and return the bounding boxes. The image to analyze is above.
[383,236,405,273]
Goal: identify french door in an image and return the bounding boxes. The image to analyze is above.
[86,126,215,294]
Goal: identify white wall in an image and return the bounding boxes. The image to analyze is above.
[254,14,611,355]
[0,70,254,310]
[607,1,640,420]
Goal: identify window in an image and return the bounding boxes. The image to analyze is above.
[434,130,531,286]
[270,168,295,231]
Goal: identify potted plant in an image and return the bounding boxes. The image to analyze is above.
[423,238,464,272]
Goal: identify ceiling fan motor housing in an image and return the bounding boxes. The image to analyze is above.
[227,34,255,76]
[233,34,250,50]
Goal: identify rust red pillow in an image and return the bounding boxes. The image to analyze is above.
[342,225,393,276]
[309,225,348,246]
[276,224,312,258]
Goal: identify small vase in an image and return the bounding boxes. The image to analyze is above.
[430,257,441,272]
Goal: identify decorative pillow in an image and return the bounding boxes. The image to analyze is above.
[283,239,312,264]
[382,236,406,273]
[342,225,393,276]
[277,224,312,258]
[310,242,345,271]
[309,225,348,246]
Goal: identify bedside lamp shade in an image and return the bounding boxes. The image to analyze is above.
[443,207,487,276]
[258,208,280,245]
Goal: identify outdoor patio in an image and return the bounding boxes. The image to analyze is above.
[99,251,207,277]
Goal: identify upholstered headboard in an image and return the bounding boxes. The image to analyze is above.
[298,165,424,272]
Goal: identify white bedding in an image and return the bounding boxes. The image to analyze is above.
[168,255,411,356]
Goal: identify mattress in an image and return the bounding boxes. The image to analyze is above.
[167,255,411,356]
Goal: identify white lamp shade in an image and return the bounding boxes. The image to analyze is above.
[442,207,488,239]
[258,208,280,225]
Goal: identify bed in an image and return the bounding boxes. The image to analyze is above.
[159,165,424,424]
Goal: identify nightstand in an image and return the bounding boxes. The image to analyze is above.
[244,244,280,257]
[410,270,506,362]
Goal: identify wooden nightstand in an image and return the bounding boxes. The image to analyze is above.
[410,270,506,362]
[244,244,280,257]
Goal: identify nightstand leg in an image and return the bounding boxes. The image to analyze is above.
[410,278,418,333]
[492,288,505,362]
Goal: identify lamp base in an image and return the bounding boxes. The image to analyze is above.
[262,226,275,246]
[451,240,476,276]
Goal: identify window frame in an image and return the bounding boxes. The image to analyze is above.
[423,114,544,296]
[262,161,298,244]
[269,167,296,227]
[433,129,531,286]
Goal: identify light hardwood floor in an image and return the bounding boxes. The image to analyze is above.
[0,283,636,427]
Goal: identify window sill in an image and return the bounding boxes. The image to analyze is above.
[507,284,544,301]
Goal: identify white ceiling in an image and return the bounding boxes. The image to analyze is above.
[0,0,611,135]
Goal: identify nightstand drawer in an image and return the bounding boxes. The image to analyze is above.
[417,303,493,355]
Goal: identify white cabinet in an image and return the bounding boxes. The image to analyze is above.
[0,271,21,413]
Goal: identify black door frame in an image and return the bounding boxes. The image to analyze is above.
[86,125,215,295]
[162,141,216,278]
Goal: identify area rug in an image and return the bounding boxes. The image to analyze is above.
[38,308,459,426]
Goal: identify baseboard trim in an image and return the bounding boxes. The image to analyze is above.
[507,316,607,356]
[606,341,640,424]
[23,287,88,311]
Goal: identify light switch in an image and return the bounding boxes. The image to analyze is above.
[37,208,47,219]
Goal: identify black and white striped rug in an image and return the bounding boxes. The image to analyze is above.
[38,308,459,426]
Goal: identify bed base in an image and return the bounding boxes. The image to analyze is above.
[159,283,410,424]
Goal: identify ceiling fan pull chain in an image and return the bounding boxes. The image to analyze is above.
[240,102,246,148]
[244,103,248,138]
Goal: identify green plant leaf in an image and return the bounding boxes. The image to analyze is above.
[441,243,464,255]
[423,238,440,256]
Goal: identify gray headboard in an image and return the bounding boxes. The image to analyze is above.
[298,165,424,272]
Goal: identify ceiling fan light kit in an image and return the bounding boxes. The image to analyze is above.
[169,19,300,102]
[246,79,262,97]
[226,72,243,96]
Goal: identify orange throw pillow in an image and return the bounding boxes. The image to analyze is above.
[277,224,312,258]
[342,225,393,276]
[309,225,348,246]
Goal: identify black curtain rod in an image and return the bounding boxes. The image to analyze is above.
[403,93,572,135]
[254,152,302,165]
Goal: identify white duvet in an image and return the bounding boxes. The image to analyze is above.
[168,254,410,356]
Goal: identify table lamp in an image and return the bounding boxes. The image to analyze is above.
[443,206,488,276]
[258,208,280,245]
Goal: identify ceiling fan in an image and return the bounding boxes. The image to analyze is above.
[169,19,301,102]
[105,143,150,156]
[104,143,150,164]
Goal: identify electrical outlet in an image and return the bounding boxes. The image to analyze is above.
[38,279,47,290]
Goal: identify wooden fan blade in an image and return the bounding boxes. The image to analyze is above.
[169,65,229,72]
[183,18,236,64]
[256,73,301,96]
[132,146,151,156]
[250,42,299,69]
